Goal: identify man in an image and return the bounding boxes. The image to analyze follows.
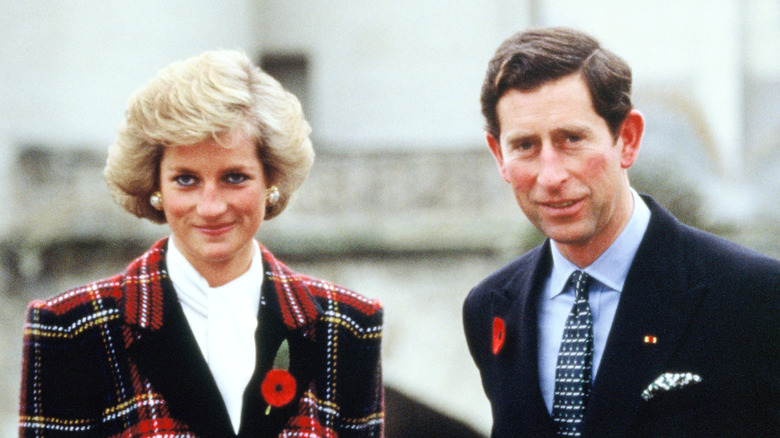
[463,27,779,437]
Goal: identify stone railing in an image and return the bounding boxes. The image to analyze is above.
[1,144,532,279]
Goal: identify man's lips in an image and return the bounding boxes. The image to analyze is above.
[543,200,578,208]
[537,198,584,215]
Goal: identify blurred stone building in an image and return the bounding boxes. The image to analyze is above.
[2,1,779,436]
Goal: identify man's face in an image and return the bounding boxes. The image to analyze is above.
[487,73,642,266]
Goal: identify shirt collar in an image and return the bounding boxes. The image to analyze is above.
[166,236,263,318]
[549,189,651,297]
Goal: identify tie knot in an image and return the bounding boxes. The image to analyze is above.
[570,270,591,301]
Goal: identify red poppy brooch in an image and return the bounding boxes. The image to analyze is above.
[492,317,506,355]
[262,339,297,414]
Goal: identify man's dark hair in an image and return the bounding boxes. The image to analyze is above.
[481,27,633,139]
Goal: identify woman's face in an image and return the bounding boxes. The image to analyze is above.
[158,130,268,285]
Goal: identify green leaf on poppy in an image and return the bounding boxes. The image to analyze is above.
[273,339,290,370]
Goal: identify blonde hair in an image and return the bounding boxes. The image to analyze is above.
[104,50,314,223]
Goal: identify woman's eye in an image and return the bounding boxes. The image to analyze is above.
[225,173,248,184]
[174,175,197,186]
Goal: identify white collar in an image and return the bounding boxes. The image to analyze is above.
[167,236,263,320]
[549,188,651,296]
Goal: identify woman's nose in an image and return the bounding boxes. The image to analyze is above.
[196,183,227,217]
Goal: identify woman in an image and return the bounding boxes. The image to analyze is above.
[19,50,384,437]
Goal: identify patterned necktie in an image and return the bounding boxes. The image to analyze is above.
[552,271,593,437]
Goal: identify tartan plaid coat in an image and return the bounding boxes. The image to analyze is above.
[19,238,384,437]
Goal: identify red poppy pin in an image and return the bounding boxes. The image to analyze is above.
[492,317,506,355]
[262,339,297,414]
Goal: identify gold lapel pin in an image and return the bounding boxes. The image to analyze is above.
[644,335,658,344]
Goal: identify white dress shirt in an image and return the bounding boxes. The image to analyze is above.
[537,189,651,414]
[166,237,263,434]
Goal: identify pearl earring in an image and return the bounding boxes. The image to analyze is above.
[150,191,163,210]
[266,186,280,205]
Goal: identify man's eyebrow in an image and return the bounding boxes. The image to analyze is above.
[503,131,538,144]
[555,124,593,136]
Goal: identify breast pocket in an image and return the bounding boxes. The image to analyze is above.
[634,381,713,437]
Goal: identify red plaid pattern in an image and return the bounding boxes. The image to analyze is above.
[19,238,384,437]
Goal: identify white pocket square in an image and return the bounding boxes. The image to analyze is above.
[641,372,702,401]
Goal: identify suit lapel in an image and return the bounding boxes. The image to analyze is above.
[584,198,708,436]
[128,274,235,437]
[238,275,318,436]
[123,238,234,436]
[493,243,557,435]
[238,248,322,437]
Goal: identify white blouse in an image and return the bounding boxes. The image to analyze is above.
[166,237,263,434]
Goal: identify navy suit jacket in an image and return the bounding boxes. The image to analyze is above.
[463,196,779,437]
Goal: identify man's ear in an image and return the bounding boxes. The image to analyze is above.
[618,109,644,169]
[486,132,511,183]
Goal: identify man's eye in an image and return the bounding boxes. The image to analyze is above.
[226,173,248,184]
[512,141,535,151]
[567,135,582,143]
[174,175,197,186]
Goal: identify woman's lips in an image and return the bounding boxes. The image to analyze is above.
[196,224,234,236]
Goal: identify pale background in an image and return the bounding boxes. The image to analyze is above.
[2,1,779,436]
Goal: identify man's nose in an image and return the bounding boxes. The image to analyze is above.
[536,145,569,187]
